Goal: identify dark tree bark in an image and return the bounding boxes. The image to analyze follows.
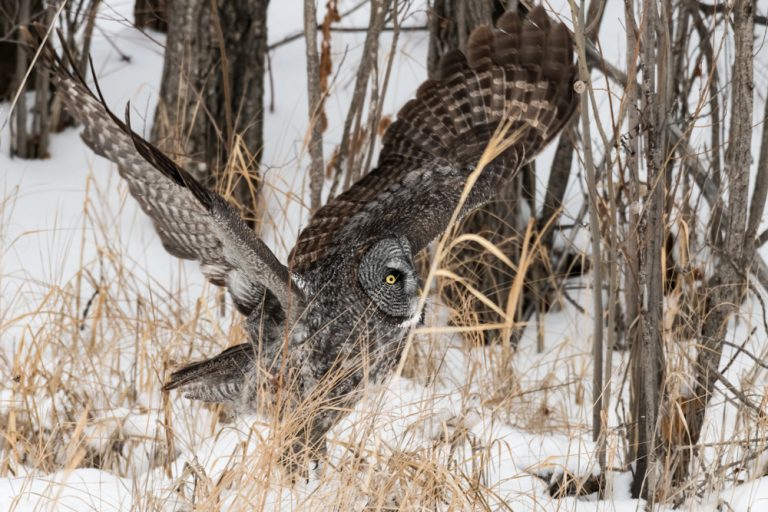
[134,0,170,32]
[3,0,102,158]
[152,0,268,223]
[630,0,667,500]
[0,1,24,100]
[2,0,51,159]
[676,0,755,491]
[426,0,496,80]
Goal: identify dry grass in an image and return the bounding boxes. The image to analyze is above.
[2,118,768,512]
[3,6,768,508]
[0,142,598,511]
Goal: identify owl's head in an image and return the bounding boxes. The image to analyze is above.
[357,237,422,326]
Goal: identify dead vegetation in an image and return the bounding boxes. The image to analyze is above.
[2,0,768,510]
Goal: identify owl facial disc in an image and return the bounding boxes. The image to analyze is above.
[358,237,421,322]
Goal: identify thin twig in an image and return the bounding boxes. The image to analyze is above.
[269,24,425,51]
[583,38,768,294]
[567,0,605,471]
[697,1,768,25]
[332,0,390,196]
[362,0,400,177]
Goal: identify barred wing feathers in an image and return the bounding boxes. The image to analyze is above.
[290,7,577,272]
[40,36,302,317]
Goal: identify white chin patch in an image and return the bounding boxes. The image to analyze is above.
[399,301,424,328]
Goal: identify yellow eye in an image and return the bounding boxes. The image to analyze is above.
[385,273,397,285]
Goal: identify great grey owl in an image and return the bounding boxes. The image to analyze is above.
[37,5,576,468]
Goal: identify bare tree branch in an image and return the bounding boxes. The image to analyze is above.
[746,88,768,259]
[697,1,768,25]
[687,0,755,489]
[332,0,389,195]
[567,0,605,472]
[304,0,325,212]
[579,33,768,294]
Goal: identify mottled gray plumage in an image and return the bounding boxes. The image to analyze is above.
[38,5,576,468]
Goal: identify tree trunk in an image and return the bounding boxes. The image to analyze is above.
[134,0,170,32]
[679,0,755,489]
[426,0,496,80]
[631,0,666,500]
[0,2,22,101]
[2,0,51,159]
[303,0,324,212]
[152,0,268,223]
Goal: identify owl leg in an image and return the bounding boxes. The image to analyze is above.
[279,420,328,482]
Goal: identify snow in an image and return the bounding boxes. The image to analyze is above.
[2,0,768,510]
[0,469,133,511]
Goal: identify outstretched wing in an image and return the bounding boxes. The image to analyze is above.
[290,7,577,270]
[36,30,303,317]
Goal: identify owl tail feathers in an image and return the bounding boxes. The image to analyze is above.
[384,5,577,170]
[163,343,255,403]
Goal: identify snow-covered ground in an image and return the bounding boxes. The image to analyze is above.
[2,0,768,510]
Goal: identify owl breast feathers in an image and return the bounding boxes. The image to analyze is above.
[35,4,576,468]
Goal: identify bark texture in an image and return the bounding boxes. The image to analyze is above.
[681,0,754,488]
[2,0,52,159]
[134,0,170,32]
[631,0,666,499]
[152,0,268,222]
